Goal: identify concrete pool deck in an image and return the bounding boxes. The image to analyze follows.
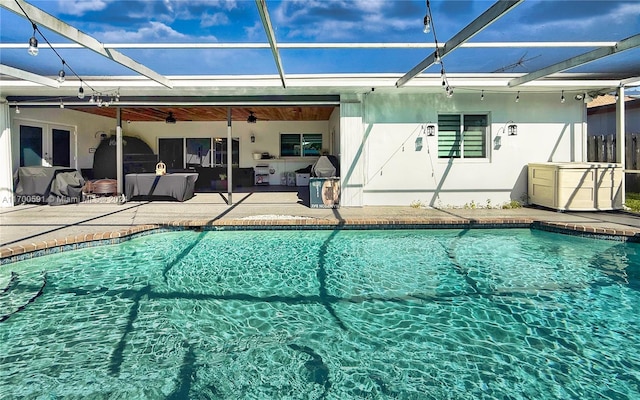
[3,191,640,262]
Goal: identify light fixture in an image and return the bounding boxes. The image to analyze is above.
[561,90,565,103]
[247,111,257,123]
[78,85,85,99]
[426,124,435,136]
[250,133,256,143]
[15,104,20,114]
[57,61,66,83]
[423,14,431,34]
[508,124,518,136]
[615,92,619,101]
[481,90,484,101]
[28,24,38,56]
[165,112,176,124]
[434,50,441,65]
[515,91,520,103]
[59,99,64,109]
[574,93,584,101]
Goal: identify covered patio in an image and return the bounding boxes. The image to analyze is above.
[1,0,639,209]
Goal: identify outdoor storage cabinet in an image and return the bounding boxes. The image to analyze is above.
[528,162,623,211]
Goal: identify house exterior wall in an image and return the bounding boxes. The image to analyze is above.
[339,92,585,207]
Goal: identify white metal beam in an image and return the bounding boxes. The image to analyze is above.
[0,41,619,50]
[0,64,59,88]
[0,0,173,88]
[255,0,286,88]
[396,0,523,88]
[509,33,640,87]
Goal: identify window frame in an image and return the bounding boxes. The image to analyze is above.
[437,113,490,160]
[279,133,323,157]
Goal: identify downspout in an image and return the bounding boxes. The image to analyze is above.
[616,86,626,205]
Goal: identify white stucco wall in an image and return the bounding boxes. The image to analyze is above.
[340,92,585,207]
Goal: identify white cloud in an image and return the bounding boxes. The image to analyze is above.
[61,0,111,16]
[200,12,230,28]
[99,21,190,42]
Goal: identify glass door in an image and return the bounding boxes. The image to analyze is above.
[18,122,74,167]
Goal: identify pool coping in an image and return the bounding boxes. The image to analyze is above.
[2,217,640,265]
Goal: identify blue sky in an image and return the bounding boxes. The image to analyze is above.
[1,0,639,79]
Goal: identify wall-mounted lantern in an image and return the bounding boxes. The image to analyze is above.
[507,124,518,136]
[426,124,436,136]
[250,133,256,143]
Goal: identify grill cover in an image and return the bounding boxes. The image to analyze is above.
[312,155,339,177]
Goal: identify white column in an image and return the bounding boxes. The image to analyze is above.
[339,94,365,207]
[0,98,14,207]
[227,107,233,205]
[116,108,123,198]
[616,86,626,204]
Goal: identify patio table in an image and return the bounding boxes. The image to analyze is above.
[125,173,198,202]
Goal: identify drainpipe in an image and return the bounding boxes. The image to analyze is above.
[116,107,123,201]
[227,107,233,205]
[616,86,625,206]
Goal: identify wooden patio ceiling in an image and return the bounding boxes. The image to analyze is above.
[68,105,336,122]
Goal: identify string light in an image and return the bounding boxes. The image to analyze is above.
[78,85,85,99]
[423,0,452,98]
[515,91,520,103]
[15,104,20,114]
[28,23,38,56]
[57,60,66,83]
[481,90,484,101]
[560,90,565,103]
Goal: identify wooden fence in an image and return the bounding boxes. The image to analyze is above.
[587,133,640,169]
[588,133,640,192]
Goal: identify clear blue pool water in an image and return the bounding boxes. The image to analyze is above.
[0,228,639,399]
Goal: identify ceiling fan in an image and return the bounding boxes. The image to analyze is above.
[165,111,176,124]
[247,111,258,123]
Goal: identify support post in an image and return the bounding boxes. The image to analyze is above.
[227,107,233,205]
[616,86,626,206]
[116,108,123,202]
[0,98,14,207]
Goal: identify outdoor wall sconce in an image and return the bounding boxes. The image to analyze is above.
[426,124,435,136]
[250,133,256,143]
[508,124,518,136]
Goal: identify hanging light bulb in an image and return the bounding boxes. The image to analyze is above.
[57,61,66,83]
[434,50,441,65]
[515,91,520,103]
[423,14,431,34]
[480,90,485,101]
[89,94,95,103]
[78,86,85,99]
[59,99,64,109]
[28,24,38,56]
[28,35,38,56]
[560,90,565,103]
[15,104,21,114]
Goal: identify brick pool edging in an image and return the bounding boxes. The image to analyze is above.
[2,217,640,265]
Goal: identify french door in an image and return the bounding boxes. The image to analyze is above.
[18,121,75,168]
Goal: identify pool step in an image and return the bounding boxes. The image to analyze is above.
[0,271,47,322]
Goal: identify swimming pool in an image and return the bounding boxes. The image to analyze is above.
[1,228,639,399]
